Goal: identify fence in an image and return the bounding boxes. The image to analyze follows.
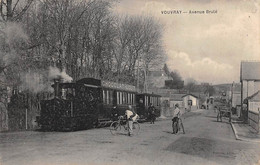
[248,110,260,133]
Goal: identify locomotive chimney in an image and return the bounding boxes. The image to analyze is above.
[53,79,60,98]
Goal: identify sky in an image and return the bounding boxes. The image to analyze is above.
[112,0,260,84]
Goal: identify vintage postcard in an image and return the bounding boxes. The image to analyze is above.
[0,0,260,165]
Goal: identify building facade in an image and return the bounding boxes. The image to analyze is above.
[240,61,260,120]
[240,61,260,101]
[247,91,260,113]
[182,94,199,110]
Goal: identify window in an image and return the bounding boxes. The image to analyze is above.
[117,92,119,104]
[106,90,109,104]
[103,90,106,104]
[62,88,75,100]
[145,96,148,106]
[109,90,113,104]
[188,100,193,106]
[123,92,126,104]
[120,92,123,104]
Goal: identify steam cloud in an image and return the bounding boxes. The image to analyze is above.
[20,67,73,93]
[48,67,73,83]
[20,71,53,93]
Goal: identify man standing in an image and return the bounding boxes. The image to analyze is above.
[111,106,119,121]
[148,103,156,124]
[172,104,182,134]
[125,105,136,136]
[173,104,181,118]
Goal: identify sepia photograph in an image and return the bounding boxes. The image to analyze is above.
[0,0,260,164]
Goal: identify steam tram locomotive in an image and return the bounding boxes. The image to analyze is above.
[36,78,161,131]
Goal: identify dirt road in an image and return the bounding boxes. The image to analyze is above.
[1,109,260,165]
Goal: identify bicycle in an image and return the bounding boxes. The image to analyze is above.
[172,117,185,134]
[110,115,140,136]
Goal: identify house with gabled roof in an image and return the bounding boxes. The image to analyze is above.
[182,94,199,110]
[240,61,260,101]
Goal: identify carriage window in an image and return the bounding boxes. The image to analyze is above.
[122,92,124,104]
[127,93,129,104]
[118,92,121,104]
[117,92,119,104]
[130,94,132,104]
[132,93,134,105]
[106,90,109,104]
[103,90,106,104]
[120,92,123,104]
[125,92,127,104]
[123,92,125,104]
[122,92,125,104]
[110,90,113,104]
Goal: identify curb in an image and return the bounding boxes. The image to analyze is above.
[230,122,260,143]
[230,122,242,141]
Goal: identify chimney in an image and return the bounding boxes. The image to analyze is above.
[53,79,60,98]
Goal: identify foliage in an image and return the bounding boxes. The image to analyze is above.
[164,69,184,89]
[0,0,165,91]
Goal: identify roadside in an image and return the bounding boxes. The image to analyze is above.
[230,117,260,143]
[1,108,260,165]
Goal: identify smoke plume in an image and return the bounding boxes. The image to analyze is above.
[48,67,73,83]
[20,71,53,93]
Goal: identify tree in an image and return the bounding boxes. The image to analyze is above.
[203,84,215,96]
[112,15,165,89]
[184,78,197,93]
[0,0,34,22]
[163,63,170,77]
[140,16,164,92]
[165,71,184,89]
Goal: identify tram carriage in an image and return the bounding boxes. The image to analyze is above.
[136,93,161,119]
[36,78,160,131]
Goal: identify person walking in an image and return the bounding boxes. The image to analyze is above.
[125,105,137,136]
[148,103,156,124]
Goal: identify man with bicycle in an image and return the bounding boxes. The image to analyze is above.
[125,105,137,136]
[172,104,184,134]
